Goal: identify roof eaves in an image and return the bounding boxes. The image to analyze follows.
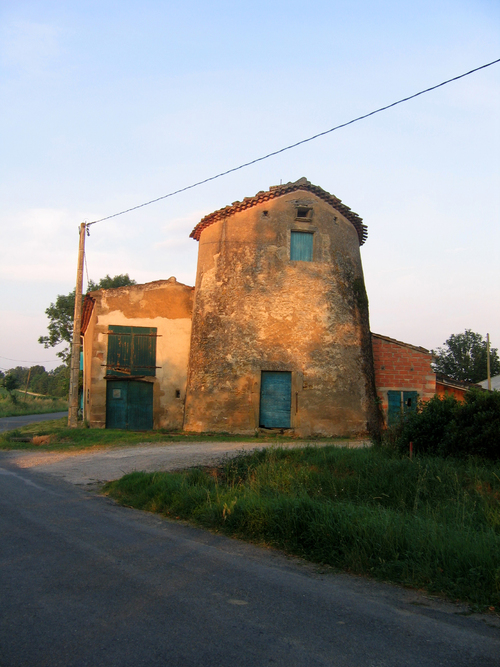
[435,373,482,390]
[371,332,432,356]
[81,295,95,336]
[190,178,368,245]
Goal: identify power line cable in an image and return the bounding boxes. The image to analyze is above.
[0,355,61,364]
[87,57,500,227]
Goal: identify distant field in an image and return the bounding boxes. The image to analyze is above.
[0,388,68,418]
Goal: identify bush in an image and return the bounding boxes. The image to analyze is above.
[394,389,500,459]
[2,373,19,404]
[451,389,500,459]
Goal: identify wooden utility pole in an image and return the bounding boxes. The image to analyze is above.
[68,222,86,427]
[24,367,31,400]
[486,333,491,391]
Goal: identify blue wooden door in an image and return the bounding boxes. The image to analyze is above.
[106,381,153,430]
[128,381,153,430]
[387,390,418,426]
[260,372,292,428]
[106,381,128,429]
[403,391,418,414]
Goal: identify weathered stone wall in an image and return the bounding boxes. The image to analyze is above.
[83,278,193,429]
[184,189,378,437]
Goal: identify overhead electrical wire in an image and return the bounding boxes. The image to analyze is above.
[87,57,500,227]
[0,355,61,364]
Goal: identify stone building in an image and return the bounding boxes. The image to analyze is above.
[81,278,193,430]
[83,178,444,436]
[184,178,379,437]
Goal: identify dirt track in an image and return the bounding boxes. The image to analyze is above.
[0,439,369,486]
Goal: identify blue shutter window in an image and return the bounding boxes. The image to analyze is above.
[290,231,313,261]
[107,326,157,377]
[387,390,418,426]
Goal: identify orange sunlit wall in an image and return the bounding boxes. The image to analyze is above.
[435,383,468,402]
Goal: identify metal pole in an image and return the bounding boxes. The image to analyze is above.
[68,222,86,427]
[486,333,491,391]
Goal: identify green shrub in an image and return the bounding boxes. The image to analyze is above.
[394,389,500,459]
[451,389,500,459]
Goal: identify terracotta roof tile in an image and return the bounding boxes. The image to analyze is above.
[190,177,368,245]
[81,295,95,336]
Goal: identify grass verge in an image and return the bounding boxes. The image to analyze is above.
[0,418,339,451]
[104,446,500,610]
[0,389,67,418]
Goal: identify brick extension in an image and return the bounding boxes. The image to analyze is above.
[371,333,436,425]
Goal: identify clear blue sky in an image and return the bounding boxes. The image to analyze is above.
[1,0,499,371]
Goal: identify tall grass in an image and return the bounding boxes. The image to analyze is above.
[105,446,500,608]
[0,388,68,418]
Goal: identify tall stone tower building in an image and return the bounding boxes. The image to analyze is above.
[183,178,378,437]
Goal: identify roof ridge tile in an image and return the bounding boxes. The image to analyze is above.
[190,178,368,244]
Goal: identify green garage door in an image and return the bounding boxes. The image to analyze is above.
[260,371,292,428]
[106,380,153,430]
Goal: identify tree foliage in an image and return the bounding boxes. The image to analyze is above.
[3,373,19,394]
[2,373,19,403]
[432,330,500,384]
[38,274,136,362]
[2,365,71,398]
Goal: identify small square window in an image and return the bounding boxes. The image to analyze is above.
[290,231,313,261]
[296,207,312,220]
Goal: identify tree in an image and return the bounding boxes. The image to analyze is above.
[8,366,29,387]
[3,373,19,403]
[38,274,136,363]
[48,365,71,396]
[432,330,500,383]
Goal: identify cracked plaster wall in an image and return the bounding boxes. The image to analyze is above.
[83,279,193,429]
[184,190,378,437]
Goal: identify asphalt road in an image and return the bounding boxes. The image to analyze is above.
[1,461,499,667]
[0,411,67,432]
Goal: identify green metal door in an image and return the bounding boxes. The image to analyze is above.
[106,381,153,430]
[260,371,292,428]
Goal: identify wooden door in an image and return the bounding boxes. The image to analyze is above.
[260,372,292,428]
[387,390,418,426]
[106,381,153,430]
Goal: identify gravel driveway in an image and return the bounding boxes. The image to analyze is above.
[0,439,368,486]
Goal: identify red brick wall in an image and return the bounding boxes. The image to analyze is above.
[372,334,436,425]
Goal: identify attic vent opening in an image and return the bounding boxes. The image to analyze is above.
[296,207,312,220]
